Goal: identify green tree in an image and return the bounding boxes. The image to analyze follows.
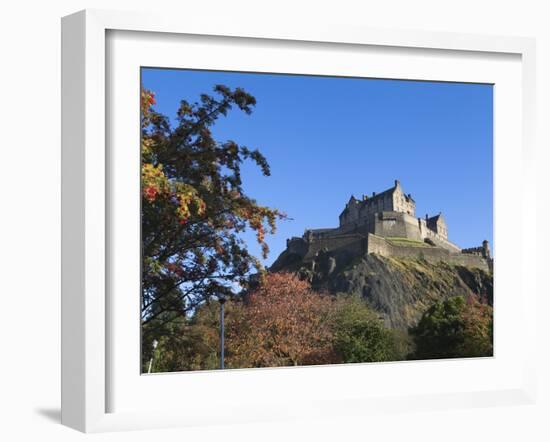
[145,300,244,373]
[140,86,286,357]
[331,295,396,363]
[410,295,493,359]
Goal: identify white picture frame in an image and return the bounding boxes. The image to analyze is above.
[61,9,537,433]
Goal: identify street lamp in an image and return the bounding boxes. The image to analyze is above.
[147,339,158,374]
[218,295,226,369]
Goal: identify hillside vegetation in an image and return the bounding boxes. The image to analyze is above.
[276,251,493,331]
[147,254,493,372]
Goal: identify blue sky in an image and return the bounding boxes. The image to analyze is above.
[142,68,493,267]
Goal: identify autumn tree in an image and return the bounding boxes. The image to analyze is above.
[140,86,286,347]
[140,86,286,371]
[410,295,493,359]
[227,273,336,368]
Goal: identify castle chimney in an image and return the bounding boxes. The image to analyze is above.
[372,192,376,197]
[425,214,428,220]
[394,179,400,187]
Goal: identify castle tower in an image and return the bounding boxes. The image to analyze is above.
[426,213,448,239]
[392,180,416,216]
[482,240,491,259]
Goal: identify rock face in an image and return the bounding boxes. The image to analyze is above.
[270,249,493,331]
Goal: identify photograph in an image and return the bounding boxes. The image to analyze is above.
[2,1,542,439]
[140,68,494,373]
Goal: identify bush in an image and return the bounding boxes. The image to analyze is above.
[331,295,396,363]
[410,295,493,360]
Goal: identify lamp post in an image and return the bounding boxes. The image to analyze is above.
[147,339,158,374]
[219,295,226,369]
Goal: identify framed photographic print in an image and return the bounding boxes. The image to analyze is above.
[61,9,537,432]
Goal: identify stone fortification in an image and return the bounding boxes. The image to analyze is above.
[366,234,489,271]
[275,181,492,272]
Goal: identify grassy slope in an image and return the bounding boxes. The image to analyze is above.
[385,237,431,248]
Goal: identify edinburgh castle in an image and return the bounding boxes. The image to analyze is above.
[271,180,492,273]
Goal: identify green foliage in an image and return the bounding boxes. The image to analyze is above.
[146,284,408,371]
[410,295,493,360]
[331,295,396,363]
[144,322,218,373]
[387,328,414,361]
[144,300,245,373]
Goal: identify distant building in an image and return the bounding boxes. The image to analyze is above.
[274,180,491,272]
[339,180,416,226]
[336,180,454,246]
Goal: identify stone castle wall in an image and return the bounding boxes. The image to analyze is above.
[373,211,422,241]
[423,228,461,253]
[366,234,489,271]
[287,232,490,272]
[303,233,366,260]
[286,237,309,257]
[371,211,460,253]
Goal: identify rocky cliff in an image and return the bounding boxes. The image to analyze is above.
[270,248,493,331]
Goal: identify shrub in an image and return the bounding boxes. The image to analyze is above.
[331,295,396,363]
[410,295,493,359]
